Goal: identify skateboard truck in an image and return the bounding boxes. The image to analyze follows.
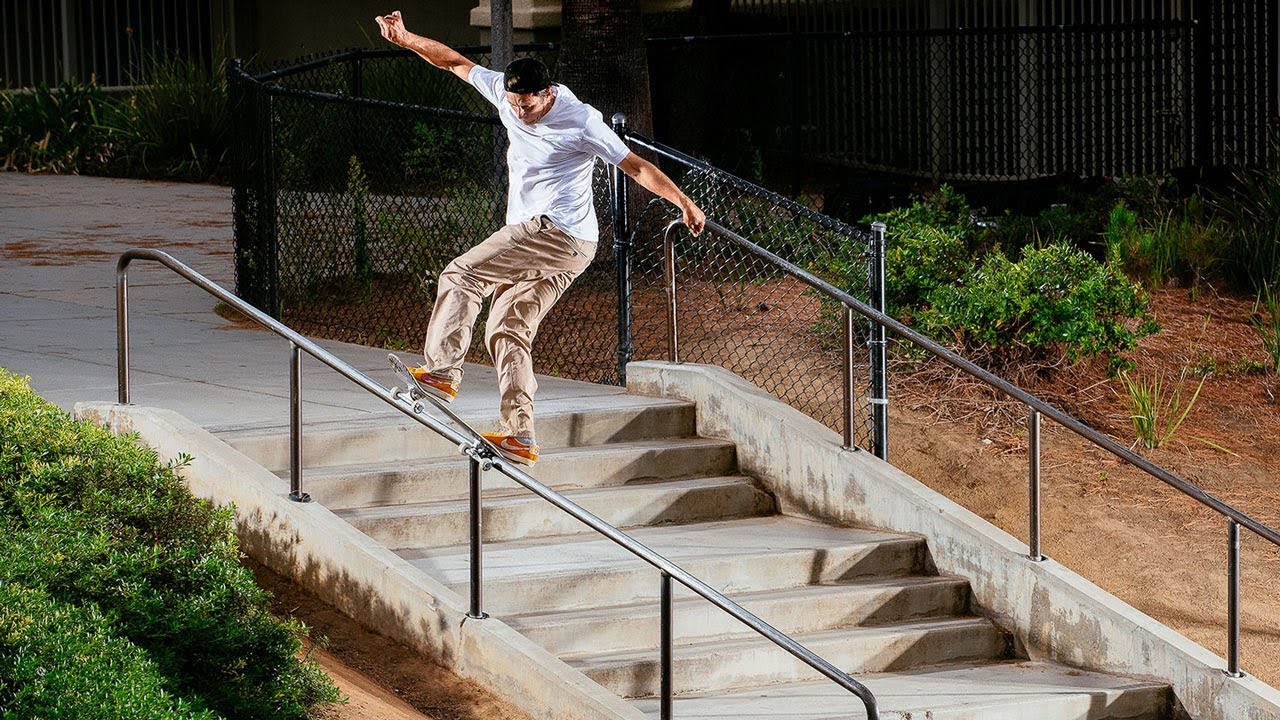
[388,354,504,472]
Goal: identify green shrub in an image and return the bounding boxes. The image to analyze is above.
[104,55,231,182]
[921,241,1156,363]
[0,582,217,720]
[1104,198,1229,292]
[0,81,113,173]
[863,185,974,316]
[1212,155,1280,291]
[0,370,340,719]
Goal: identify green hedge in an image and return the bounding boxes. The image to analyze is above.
[0,370,339,719]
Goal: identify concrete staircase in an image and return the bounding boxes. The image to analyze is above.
[217,395,1172,720]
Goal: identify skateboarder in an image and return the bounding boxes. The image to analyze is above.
[375,10,705,466]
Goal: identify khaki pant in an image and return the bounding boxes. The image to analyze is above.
[421,216,594,438]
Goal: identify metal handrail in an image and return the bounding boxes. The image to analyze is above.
[662,218,1280,678]
[115,248,880,720]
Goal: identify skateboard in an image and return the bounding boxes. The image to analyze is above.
[388,353,503,470]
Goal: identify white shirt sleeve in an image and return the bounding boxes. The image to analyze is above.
[467,66,505,109]
[579,111,631,167]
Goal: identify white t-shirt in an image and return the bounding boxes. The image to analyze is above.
[468,65,630,242]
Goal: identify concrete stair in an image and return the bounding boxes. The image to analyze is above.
[218,395,1172,720]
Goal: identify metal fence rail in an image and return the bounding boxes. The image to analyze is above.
[646,0,1277,181]
[2,0,225,89]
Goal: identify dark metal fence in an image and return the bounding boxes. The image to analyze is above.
[228,47,884,450]
[2,0,226,89]
[647,0,1277,182]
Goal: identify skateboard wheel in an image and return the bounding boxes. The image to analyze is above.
[457,442,469,455]
[482,460,494,471]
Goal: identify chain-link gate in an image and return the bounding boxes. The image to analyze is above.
[229,47,888,452]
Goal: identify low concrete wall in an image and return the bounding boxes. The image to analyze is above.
[627,360,1280,720]
[74,402,643,720]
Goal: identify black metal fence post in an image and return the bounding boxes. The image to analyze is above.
[869,222,889,460]
[612,113,633,386]
[469,456,488,620]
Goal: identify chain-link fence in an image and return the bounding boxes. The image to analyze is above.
[229,47,886,451]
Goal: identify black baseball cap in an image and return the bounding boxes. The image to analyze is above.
[504,58,552,94]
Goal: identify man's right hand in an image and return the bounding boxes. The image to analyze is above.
[374,10,410,47]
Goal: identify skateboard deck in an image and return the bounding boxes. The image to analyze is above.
[388,353,504,468]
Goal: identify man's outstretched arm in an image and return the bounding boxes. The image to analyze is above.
[618,152,707,235]
[375,10,476,82]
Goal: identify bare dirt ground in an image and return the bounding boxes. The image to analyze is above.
[246,559,533,720]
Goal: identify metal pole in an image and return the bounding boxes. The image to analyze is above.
[842,304,858,450]
[660,571,673,720]
[612,113,633,385]
[1226,519,1242,677]
[117,265,130,404]
[664,224,679,363]
[1028,406,1042,561]
[869,222,889,460]
[469,456,488,619]
[289,344,310,502]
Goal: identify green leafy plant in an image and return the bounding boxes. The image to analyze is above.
[920,241,1156,364]
[862,185,973,317]
[1253,283,1280,373]
[1116,365,1206,449]
[0,370,340,718]
[104,54,231,181]
[0,81,113,173]
[1211,132,1280,291]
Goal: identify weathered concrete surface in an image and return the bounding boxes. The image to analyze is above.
[74,402,646,720]
[627,360,1280,720]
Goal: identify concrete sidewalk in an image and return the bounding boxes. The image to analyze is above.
[0,172,625,431]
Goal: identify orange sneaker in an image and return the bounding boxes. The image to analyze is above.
[408,365,458,402]
[481,434,540,466]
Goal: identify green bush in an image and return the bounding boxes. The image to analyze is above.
[863,185,974,316]
[104,56,232,182]
[1212,151,1280,291]
[0,582,217,720]
[1104,198,1228,292]
[0,81,113,173]
[0,370,339,719]
[920,241,1156,363]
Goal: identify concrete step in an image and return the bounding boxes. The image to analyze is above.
[298,437,738,510]
[337,476,776,549]
[570,617,1009,698]
[405,517,930,615]
[631,661,1171,719]
[216,397,697,472]
[507,575,972,657]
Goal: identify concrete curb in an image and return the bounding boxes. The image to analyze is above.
[74,401,644,720]
[627,360,1280,720]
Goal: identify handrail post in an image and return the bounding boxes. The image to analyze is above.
[1028,406,1042,561]
[664,221,680,363]
[1226,519,1242,677]
[469,456,488,620]
[660,571,673,720]
[612,113,633,385]
[289,343,310,502]
[869,222,889,460]
[116,262,130,404]
[842,304,859,450]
